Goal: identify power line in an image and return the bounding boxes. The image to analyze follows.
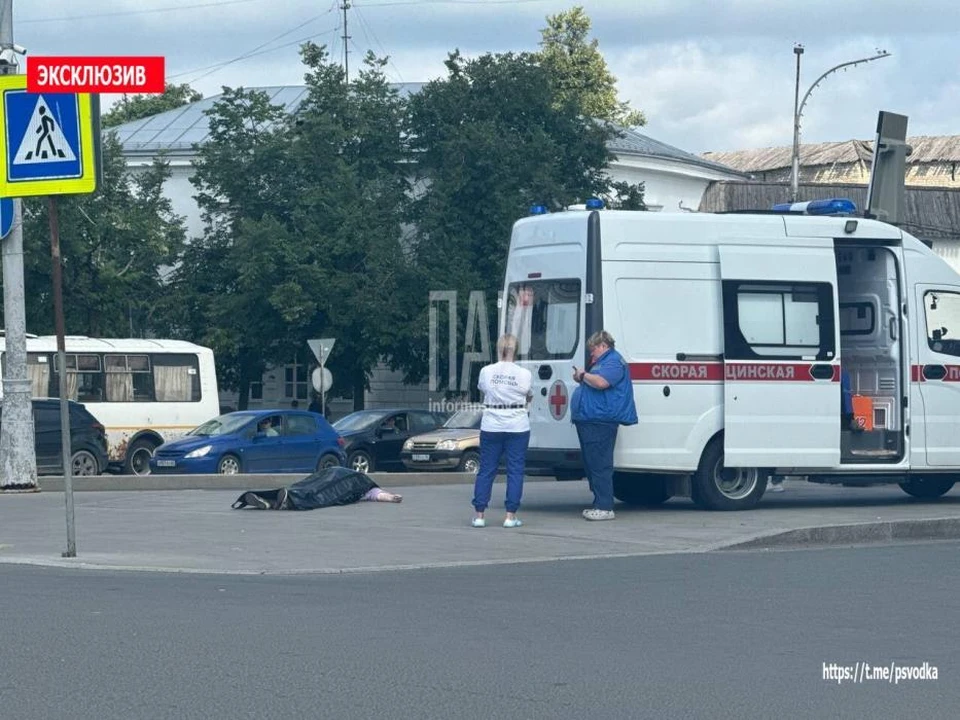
[171,8,338,84]
[352,2,406,83]
[21,0,261,24]
[356,0,552,6]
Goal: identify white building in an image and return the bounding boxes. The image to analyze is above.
[113,85,746,413]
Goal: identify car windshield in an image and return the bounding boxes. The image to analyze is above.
[187,414,253,437]
[333,410,389,433]
[444,409,482,429]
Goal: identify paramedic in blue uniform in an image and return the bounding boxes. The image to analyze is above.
[571,330,637,521]
[471,334,533,528]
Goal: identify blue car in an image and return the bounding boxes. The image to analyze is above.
[149,409,346,475]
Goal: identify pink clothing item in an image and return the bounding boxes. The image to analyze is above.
[361,488,384,502]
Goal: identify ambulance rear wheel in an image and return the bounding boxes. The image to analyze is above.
[692,439,765,511]
[899,477,955,499]
[613,473,672,506]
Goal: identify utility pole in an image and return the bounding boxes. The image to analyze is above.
[341,0,350,83]
[0,0,39,493]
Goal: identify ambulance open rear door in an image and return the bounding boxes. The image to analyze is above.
[718,244,842,469]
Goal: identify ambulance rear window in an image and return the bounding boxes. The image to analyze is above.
[505,280,581,361]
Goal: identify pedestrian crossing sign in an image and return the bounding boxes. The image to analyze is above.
[0,74,99,197]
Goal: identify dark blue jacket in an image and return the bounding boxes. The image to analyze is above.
[571,348,638,425]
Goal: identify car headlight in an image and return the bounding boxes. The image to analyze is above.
[184,445,212,459]
[403,438,414,450]
[436,439,457,451]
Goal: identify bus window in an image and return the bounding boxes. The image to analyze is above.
[152,354,201,402]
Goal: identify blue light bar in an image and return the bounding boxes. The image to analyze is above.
[585,198,605,210]
[529,205,549,215]
[771,198,857,216]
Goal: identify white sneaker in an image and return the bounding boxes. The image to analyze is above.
[768,481,785,493]
[471,517,486,528]
[582,508,615,521]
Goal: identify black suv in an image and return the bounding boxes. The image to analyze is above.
[333,408,448,473]
[0,398,109,476]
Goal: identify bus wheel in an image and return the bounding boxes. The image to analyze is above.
[692,439,765,511]
[613,472,672,506]
[899,477,955,499]
[125,439,157,476]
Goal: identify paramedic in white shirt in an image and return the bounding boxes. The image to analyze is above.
[471,333,533,529]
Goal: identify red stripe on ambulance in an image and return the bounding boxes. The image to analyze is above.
[629,362,839,382]
[630,362,723,382]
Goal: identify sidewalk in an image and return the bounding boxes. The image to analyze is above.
[2,480,959,575]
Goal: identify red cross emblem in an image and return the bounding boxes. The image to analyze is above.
[548,380,568,420]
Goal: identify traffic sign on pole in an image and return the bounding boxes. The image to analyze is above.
[0,74,98,197]
[0,197,12,238]
[308,338,336,365]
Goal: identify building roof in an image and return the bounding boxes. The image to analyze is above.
[113,83,425,154]
[702,136,960,173]
[111,84,742,176]
[609,126,747,176]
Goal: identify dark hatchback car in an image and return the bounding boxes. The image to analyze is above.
[0,398,109,476]
[150,409,346,475]
[333,408,447,473]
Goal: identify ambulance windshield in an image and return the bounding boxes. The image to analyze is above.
[504,280,581,361]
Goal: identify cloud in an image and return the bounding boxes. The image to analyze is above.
[12,0,959,156]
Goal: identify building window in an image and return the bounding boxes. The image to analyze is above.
[284,363,309,400]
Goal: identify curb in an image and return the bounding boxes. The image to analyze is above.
[714,517,960,551]
[24,472,553,493]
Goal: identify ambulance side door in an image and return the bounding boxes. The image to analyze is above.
[719,244,842,468]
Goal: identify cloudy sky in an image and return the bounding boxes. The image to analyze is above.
[13,0,959,154]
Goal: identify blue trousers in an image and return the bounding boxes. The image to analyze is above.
[472,430,530,513]
[575,421,618,511]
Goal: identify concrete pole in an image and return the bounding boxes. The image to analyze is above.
[790,45,803,203]
[0,0,39,492]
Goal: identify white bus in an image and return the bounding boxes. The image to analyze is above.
[0,336,219,474]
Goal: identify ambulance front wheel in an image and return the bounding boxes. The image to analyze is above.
[692,438,766,511]
[612,473,672,506]
[898,476,955,499]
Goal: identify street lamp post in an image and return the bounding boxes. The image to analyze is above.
[790,47,891,202]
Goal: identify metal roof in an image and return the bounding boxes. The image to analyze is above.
[113,83,425,154]
[608,126,748,176]
[111,83,742,177]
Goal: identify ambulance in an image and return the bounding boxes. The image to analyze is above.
[501,198,960,510]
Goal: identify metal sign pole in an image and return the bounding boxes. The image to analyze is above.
[48,197,75,557]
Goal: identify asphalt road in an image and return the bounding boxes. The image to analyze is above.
[2,542,958,720]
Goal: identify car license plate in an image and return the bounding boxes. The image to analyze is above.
[155,460,176,467]
[412,454,430,461]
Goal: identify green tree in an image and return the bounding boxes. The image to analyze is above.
[405,50,627,392]
[538,6,644,127]
[284,45,412,408]
[4,133,186,337]
[163,87,297,406]
[101,82,202,128]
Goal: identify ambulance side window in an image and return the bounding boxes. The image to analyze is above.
[722,281,835,361]
[505,280,581,361]
[924,291,960,357]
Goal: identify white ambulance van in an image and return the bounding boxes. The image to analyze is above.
[502,199,960,510]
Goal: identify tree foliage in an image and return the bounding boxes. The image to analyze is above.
[168,47,411,409]
[0,133,186,336]
[404,48,641,391]
[538,6,645,128]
